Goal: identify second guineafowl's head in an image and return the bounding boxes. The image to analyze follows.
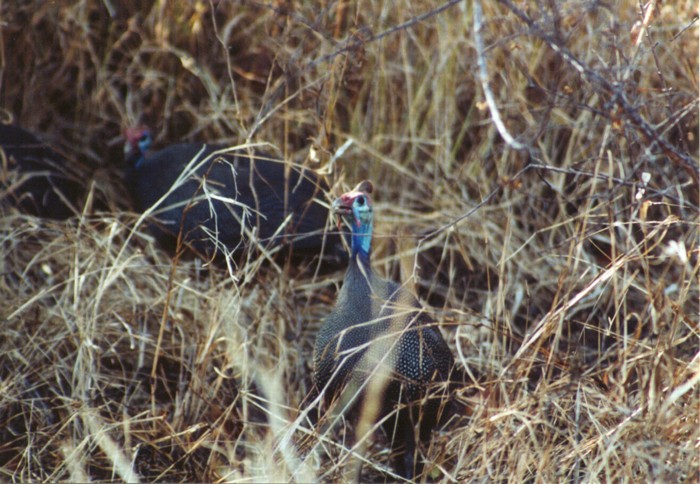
[123,126,152,167]
[332,180,374,259]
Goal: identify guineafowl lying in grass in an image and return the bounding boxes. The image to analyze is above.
[0,123,86,219]
[123,127,341,262]
[313,180,466,479]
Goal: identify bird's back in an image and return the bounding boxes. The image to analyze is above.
[0,124,85,219]
[126,143,336,256]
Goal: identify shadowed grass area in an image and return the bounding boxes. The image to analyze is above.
[1,1,697,481]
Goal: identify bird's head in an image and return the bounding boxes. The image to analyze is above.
[123,126,153,167]
[333,180,374,259]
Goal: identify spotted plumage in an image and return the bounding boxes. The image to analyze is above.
[313,180,462,479]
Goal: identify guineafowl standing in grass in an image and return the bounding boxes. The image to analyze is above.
[313,180,464,479]
[123,127,341,261]
[0,123,86,219]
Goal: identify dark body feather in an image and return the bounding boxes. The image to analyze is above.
[0,124,85,219]
[124,133,340,259]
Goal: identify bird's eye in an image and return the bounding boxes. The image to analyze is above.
[356,196,365,206]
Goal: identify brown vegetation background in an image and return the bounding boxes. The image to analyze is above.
[1,1,698,481]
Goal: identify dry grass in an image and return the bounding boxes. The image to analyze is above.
[1,1,698,482]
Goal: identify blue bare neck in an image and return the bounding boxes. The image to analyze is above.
[129,134,152,169]
[351,218,373,264]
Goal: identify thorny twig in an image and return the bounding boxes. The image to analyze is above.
[494,0,698,180]
[418,156,697,245]
[307,0,462,68]
[473,0,528,152]
[425,0,698,244]
[248,1,462,137]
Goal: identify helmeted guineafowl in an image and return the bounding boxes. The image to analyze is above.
[123,127,341,260]
[313,180,463,479]
[0,123,86,219]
